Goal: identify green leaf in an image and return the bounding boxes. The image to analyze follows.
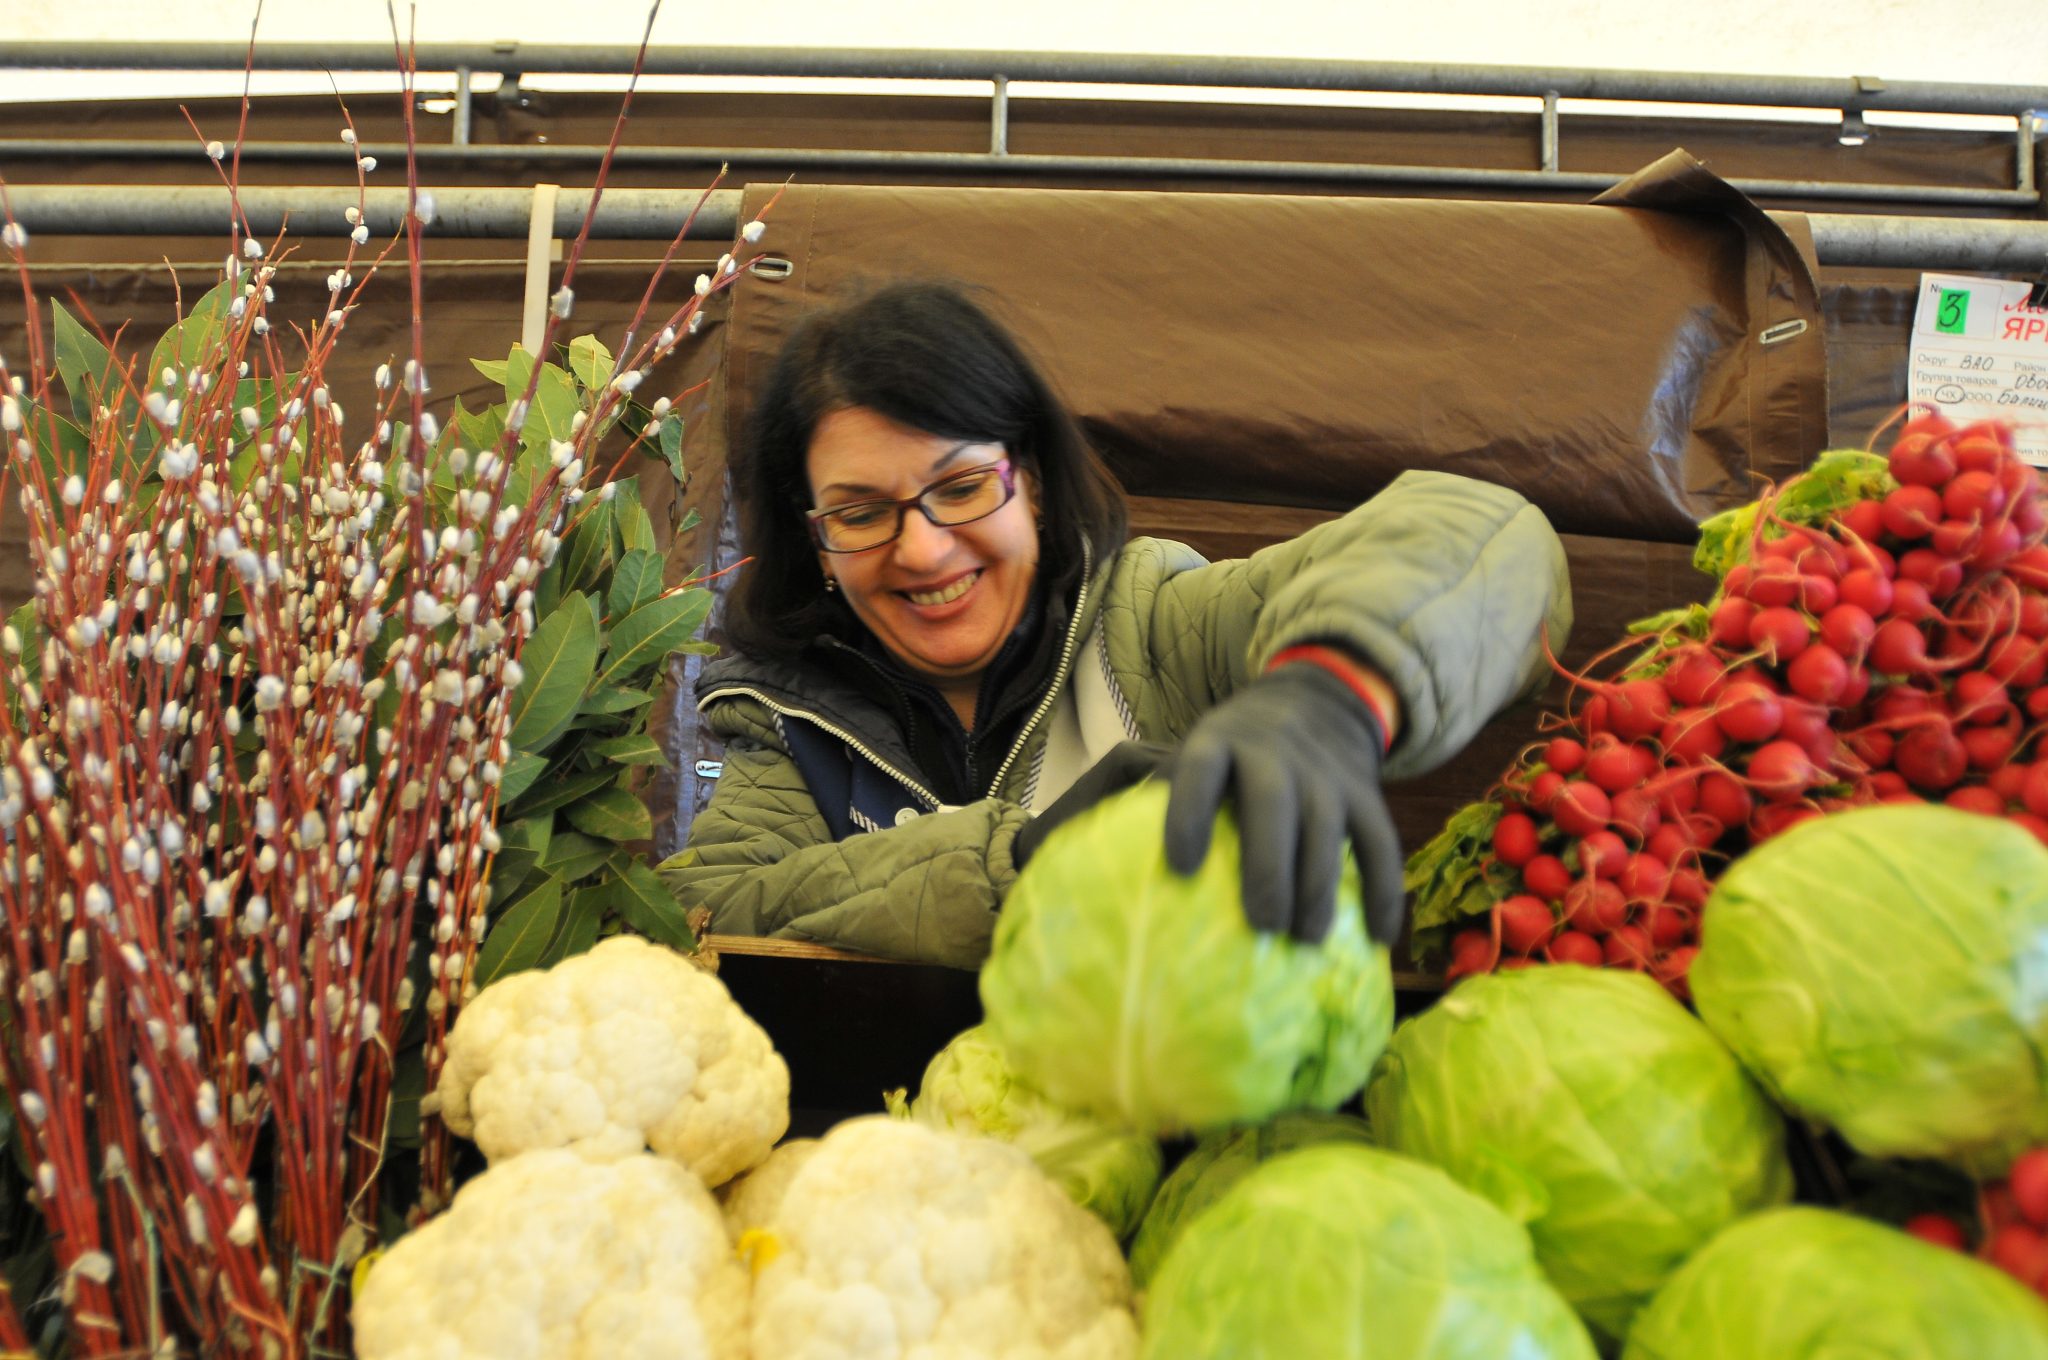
[658,414,685,486]
[490,817,554,902]
[563,786,653,843]
[611,860,697,952]
[560,497,615,595]
[471,356,511,385]
[474,876,564,988]
[509,590,601,750]
[497,751,549,804]
[590,733,671,768]
[598,588,713,687]
[1693,448,1892,580]
[608,549,663,620]
[50,300,125,430]
[505,764,616,821]
[504,346,581,456]
[147,280,233,399]
[540,830,612,884]
[453,399,508,460]
[542,893,606,964]
[1404,800,1511,962]
[568,334,615,394]
[583,685,653,715]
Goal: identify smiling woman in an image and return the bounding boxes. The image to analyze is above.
[659,280,1575,968]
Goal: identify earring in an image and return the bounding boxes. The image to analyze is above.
[823,576,838,593]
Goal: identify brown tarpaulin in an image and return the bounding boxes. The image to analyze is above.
[657,152,1829,854]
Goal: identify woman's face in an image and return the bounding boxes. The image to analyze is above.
[806,405,1039,690]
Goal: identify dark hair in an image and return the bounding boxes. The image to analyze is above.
[722,280,1128,662]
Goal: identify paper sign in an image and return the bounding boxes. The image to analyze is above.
[1908,273,2048,466]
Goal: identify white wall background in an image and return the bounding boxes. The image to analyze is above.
[5,0,2044,107]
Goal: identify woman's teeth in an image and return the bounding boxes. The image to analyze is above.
[906,571,978,606]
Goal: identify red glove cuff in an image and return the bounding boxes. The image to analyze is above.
[1266,644,1396,754]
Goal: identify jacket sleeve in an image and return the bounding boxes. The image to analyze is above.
[656,725,1032,969]
[1132,469,1572,781]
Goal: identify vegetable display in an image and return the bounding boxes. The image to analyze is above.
[1126,1110,1373,1289]
[1407,415,2048,1000]
[1621,1207,2048,1359]
[886,1024,1164,1241]
[1140,1145,1598,1360]
[1363,968,1792,1341]
[1691,803,2048,1177]
[980,780,1394,1134]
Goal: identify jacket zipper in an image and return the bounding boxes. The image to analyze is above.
[983,542,1093,798]
[695,684,946,811]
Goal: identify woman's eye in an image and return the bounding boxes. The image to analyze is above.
[832,505,889,529]
[934,475,991,504]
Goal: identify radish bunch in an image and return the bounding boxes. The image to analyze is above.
[1905,1146,2048,1303]
[1425,414,2048,999]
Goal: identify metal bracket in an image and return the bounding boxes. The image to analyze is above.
[1761,318,1810,346]
[2020,109,2040,197]
[452,66,473,147]
[694,760,724,780]
[1540,90,1559,173]
[748,255,794,280]
[991,75,1010,156]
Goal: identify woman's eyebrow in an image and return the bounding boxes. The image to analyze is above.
[816,442,984,499]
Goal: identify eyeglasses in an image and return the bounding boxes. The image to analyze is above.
[805,459,1018,553]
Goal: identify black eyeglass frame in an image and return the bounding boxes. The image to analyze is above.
[804,458,1019,553]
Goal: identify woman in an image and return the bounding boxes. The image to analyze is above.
[659,281,1572,968]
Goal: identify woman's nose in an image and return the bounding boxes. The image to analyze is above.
[890,508,956,568]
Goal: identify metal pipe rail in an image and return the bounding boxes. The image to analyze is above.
[4,43,2046,117]
[5,183,2046,272]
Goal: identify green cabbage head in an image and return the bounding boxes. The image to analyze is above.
[886,1023,1162,1240]
[1127,1109,1372,1289]
[1363,967,1793,1343]
[980,781,1394,1135]
[1691,803,2048,1176]
[1622,1207,2048,1359]
[1141,1144,1597,1360]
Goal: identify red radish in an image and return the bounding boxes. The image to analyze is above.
[1795,573,1839,614]
[1715,682,1784,743]
[2023,763,2048,818]
[1578,830,1630,878]
[1604,679,1673,742]
[1744,564,1800,608]
[1579,693,1610,737]
[1647,824,1695,866]
[1786,644,1851,706]
[1777,699,1835,759]
[1602,925,1653,970]
[1844,727,1895,771]
[1585,739,1657,794]
[1888,432,1957,486]
[1565,879,1629,934]
[1838,567,1894,616]
[1952,670,2013,723]
[1869,618,1935,675]
[1530,770,1566,811]
[2012,1149,2048,1227]
[1952,428,2009,472]
[1666,867,1711,907]
[1617,853,1670,903]
[1750,802,1822,840]
[1697,771,1753,829]
[1817,604,1876,660]
[1524,854,1573,902]
[1446,928,1498,981]
[1874,684,1944,725]
[1653,944,1699,1000]
[1881,484,1942,539]
[1747,741,1821,801]
[1989,1224,2048,1286]
[1645,902,1695,948]
[1837,497,1888,548]
[1838,668,1873,709]
[1544,736,1587,775]
[1869,770,1913,800]
[1944,468,2008,522]
[1931,519,1982,561]
[1946,785,2008,816]
[1989,762,2032,804]
[1552,781,1612,837]
[1895,725,1967,791]
[1660,708,1725,763]
[1498,954,1537,971]
[1962,722,2016,776]
[1497,895,1558,954]
[2016,813,2048,849]
[1710,597,1757,648]
[1903,1213,1969,1251]
[2008,546,2048,591]
[1985,635,2047,689]
[1491,812,1542,867]
[1650,773,1699,821]
[1898,548,1965,598]
[1889,578,1936,623]
[1609,788,1662,840]
[1547,931,1603,967]
[1972,519,2025,570]
[1747,606,1811,663]
[1662,647,1727,708]
[2029,686,2048,721]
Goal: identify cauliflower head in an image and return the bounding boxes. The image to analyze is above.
[438,934,788,1186]
[352,1148,748,1360]
[719,1137,821,1243]
[750,1116,1139,1360]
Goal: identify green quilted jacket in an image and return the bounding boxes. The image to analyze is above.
[657,469,1572,967]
